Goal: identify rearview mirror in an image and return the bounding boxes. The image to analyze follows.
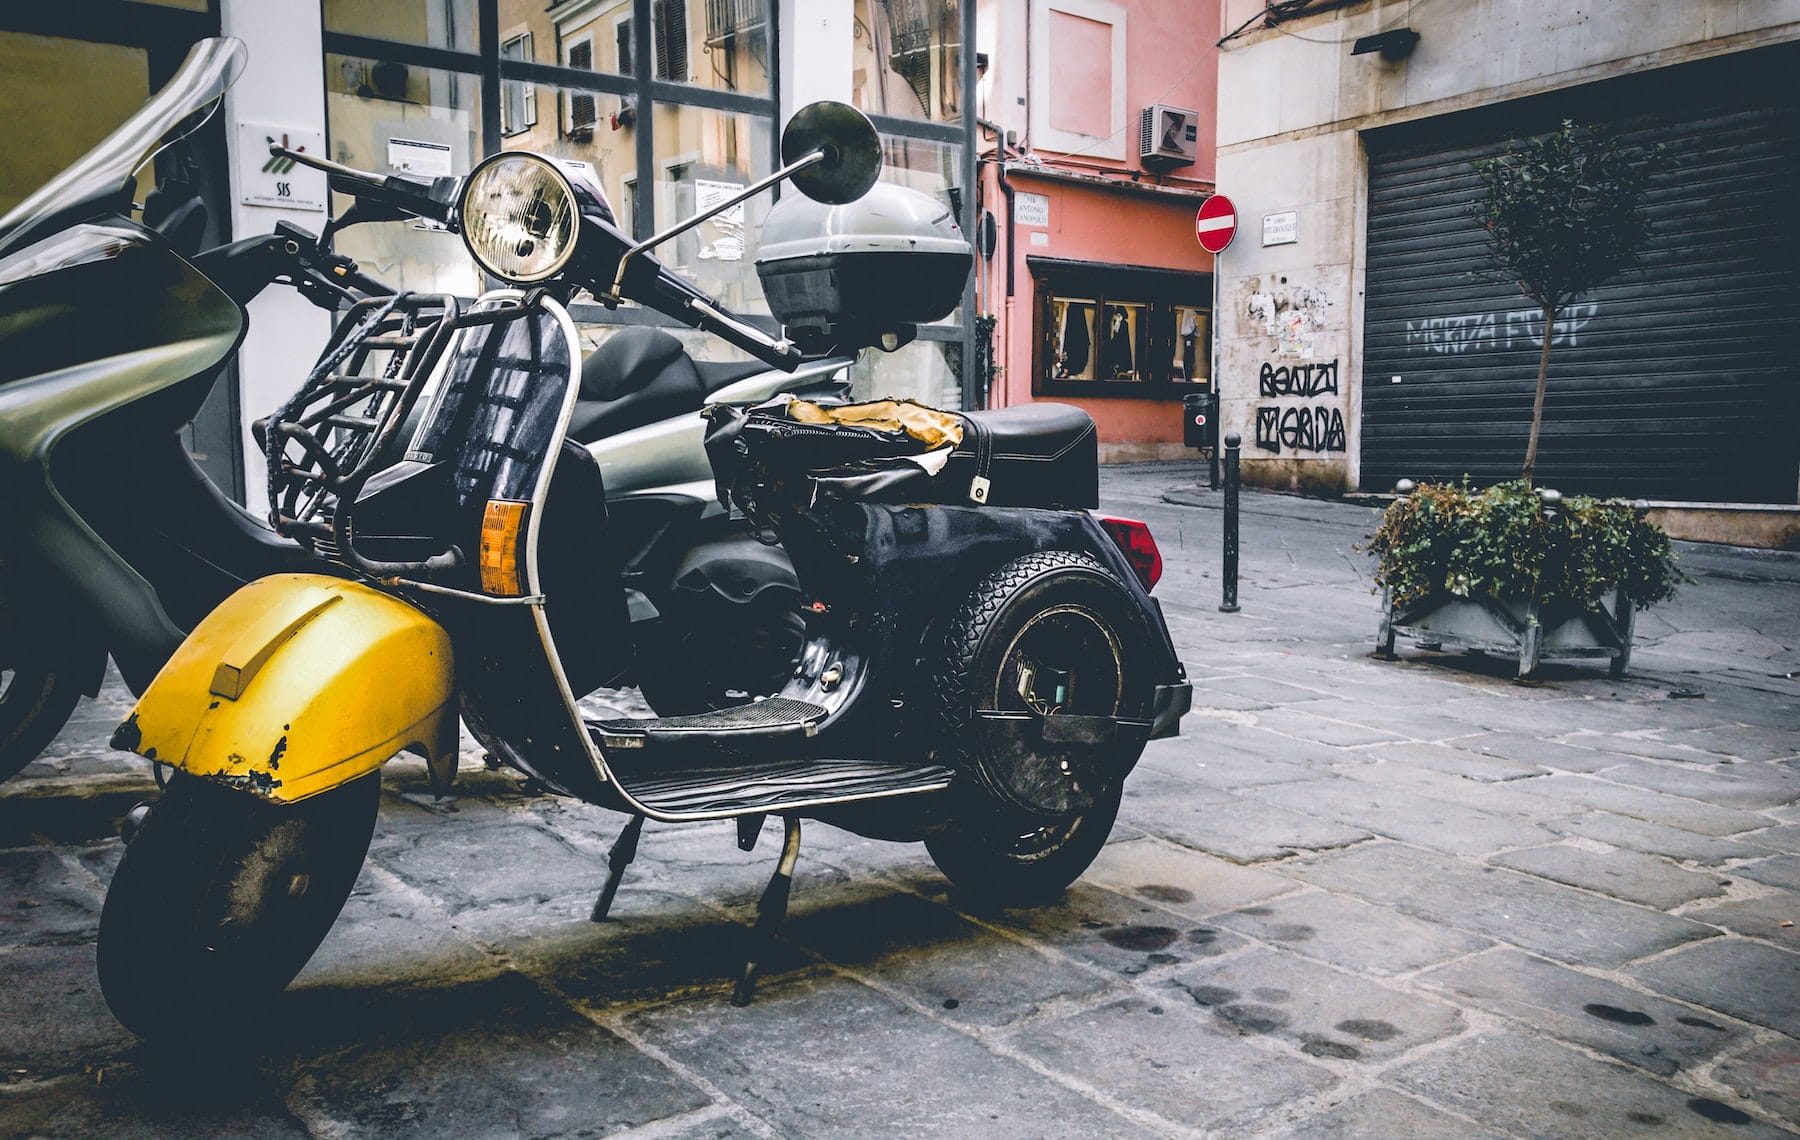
[781,102,882,205]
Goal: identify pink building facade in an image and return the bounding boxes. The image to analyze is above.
[975,0,1220,460]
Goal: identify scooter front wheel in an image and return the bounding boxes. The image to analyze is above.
[96,771,380,1040]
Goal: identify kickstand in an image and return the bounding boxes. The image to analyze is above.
[732,815,800,1007]
[590,814,646,923]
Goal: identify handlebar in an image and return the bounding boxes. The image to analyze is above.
[277,142,804,371]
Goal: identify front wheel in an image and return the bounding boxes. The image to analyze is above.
[96,771,381,1040]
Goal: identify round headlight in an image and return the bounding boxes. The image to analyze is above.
[459,153,580,283]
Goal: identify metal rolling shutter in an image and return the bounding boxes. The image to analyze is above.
[1360,46,1800,503]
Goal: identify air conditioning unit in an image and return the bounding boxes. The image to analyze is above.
[1139,104,1199,171]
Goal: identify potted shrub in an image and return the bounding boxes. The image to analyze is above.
[1368,480,1684,676]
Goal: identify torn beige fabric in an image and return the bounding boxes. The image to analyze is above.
[786,398,964,449]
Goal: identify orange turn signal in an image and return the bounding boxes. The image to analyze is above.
[479,499,531,596]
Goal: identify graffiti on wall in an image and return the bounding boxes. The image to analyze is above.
[1255,358,1346,455]
[1405,303,1598,355]
[1240,279,1345,457]
[1259,359,1338,399]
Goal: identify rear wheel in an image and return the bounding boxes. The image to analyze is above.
[924,551,1153,905]
[96,771,380,1041]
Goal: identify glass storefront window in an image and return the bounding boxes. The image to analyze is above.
[498,77,639,229]
[0,32,151,217]
[678,0,772,94]
[853,0,961,124]
[1033,269,1209,397]
[651,101,773,315]
[325,0,478,51]
[325,54,482,297]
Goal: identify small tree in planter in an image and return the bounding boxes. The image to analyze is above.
[1367,124,1677,677]
[1470,120,1660,479]
[1368,480,1685,676]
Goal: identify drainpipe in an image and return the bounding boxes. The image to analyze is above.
[978,117,1016,408]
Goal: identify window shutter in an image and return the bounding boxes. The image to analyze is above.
[655,1,688,81]
[568,40,595,132]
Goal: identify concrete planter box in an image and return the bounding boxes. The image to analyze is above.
[1378,586,1636,678]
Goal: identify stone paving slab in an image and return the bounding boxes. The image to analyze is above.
[1005,996,1337,1136]
[1262,1088,1512,1140]
[1121,768,1371,864]
[1489,844,1730,910]
[1416,948,1749,1077]
[1387,1029,1798,1138]
[779,885,1118,1030]
[1245,709,1408,749]
[626,974,1155,1139]
[926,878,1245,986]
[1715,1038,1800,1130]
[1371,741,1545,782]
[1504,773,1779,837]
[1545,811,1777,865]
[1756,824,1800,853]
[1627,940,1800,1038]
[1259,777,1558,857]
[1439,730,1624,773]
[0,944,135,1075]
[281,971,711,1138]
[1570,733,1751,765]
[0,1068,313,1140]
[1662,726,1800,764]
[1079,835,1297,919]
[1289,843,1719,968]
[0,849,102,947]
[1683,896,1800,952]
[1599,759,1800,811]
[1137,720,1354,790]
[1163,947,1465,1063]
[1208,891,1492,977]
[1739,855,1800,893]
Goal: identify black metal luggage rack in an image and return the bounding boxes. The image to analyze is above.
[264,293,460,553]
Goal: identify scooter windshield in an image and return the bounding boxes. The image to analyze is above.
[0,36,247,257]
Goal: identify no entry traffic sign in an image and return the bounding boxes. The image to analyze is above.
[1196,194,1236,254]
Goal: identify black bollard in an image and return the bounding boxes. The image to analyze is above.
[1220,432,1240,613]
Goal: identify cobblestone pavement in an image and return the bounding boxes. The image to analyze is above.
[2,462,1796,1138]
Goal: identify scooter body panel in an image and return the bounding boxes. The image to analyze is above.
[111,573,456,804]
[0,226,247,685]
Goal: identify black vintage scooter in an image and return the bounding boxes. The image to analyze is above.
[97,81,1192,1040]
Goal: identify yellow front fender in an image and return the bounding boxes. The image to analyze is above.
[111,573,456,804]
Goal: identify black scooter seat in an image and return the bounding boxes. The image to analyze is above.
[809,402,1098,510]
[566,326,766,443]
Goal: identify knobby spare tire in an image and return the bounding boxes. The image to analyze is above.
[924,550,1155,904]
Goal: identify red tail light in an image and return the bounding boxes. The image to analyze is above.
[1099,516,1163,593]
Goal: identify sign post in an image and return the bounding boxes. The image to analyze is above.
[1197,195,1235,489]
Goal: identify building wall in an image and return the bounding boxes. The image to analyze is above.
[1214,0,1800,495]
[976,0,1219,461]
